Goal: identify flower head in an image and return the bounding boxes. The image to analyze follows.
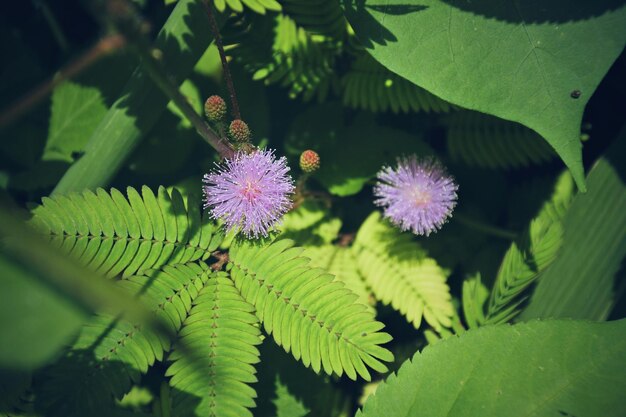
[203,149,295,238]
[373,156,458,236]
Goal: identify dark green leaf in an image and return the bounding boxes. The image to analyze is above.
[346,0,626,190]
[520,128,626,320]
[358,319,626,417]
[0,252,85,370]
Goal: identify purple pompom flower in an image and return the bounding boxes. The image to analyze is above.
[203,149,295,238]
[374,156,458,236]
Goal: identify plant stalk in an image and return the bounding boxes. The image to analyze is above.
[137,47,235,158]
[202,0,241,120]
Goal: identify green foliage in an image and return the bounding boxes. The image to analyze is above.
[52,0,219,194]
[227,13,341,101]
[167,272,261,417]
[2,1,625,416]
[43,82,108,163]
[461,274,488,330]
[445,111,556,169]
[285,104,432,196]
[0,253,85,370]
[280,0,347,38]
[214,0,281,14]
[304,245,374,311]
[521,130,626,320]
[353,212,454,332]
[342,54,453,114]
[28,186,222,278]
[253,338,350,417]
[462,171,574,328]
[279,200,342,245]
[37,262,212,416]
[357,319,626,417]
[272,377,309,417]
[228,237,394,380]
[484,215,564,324]
[346,0,626,190]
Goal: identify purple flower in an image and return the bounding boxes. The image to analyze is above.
[203,149,295,238]
[374,156,458,236]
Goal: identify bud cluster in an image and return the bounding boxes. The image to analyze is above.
[299,150,320,173]
[204,95,227,123]
[228,119,251,143]
[204,95,254,149]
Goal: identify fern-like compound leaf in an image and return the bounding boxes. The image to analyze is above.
[303,245,374,311]
[228,238,394,381]
[483,173,574,325]
[214,0,282,14]
[445,111,556,169]
[36,262,212,417]
[29,186,222,278]
[353,212,454,332]
[342,54,454,114]
[167,272,262,417]
[484,214,564,325]
[461,274,489,330]
[279,0,347,38]
[226,14,341,101]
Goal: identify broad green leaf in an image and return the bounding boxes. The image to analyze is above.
[346,0,626,190]
[520,127,626,321]
[52,0,219,194]
[43,81,108,163]
[286,104,432,196]
[357,319,626,417]
[0,252,85,370]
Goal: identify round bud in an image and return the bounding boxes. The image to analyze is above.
[228,119,251,143]
[299,150,320,173]
[204,95,227,122]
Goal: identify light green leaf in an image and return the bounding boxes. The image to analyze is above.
[346,1,626,190]
[354,212,454,331]
[44,82,108,163]
[279,200,341,245]
[357,319,626,417]
[520,127,626,321]
[304,245,374,311]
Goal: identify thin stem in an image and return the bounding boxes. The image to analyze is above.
[454,213,517,240]
[34,0,70,53]
[138,47,235,159]
[0,34,125,129]
[202,1,241,120]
